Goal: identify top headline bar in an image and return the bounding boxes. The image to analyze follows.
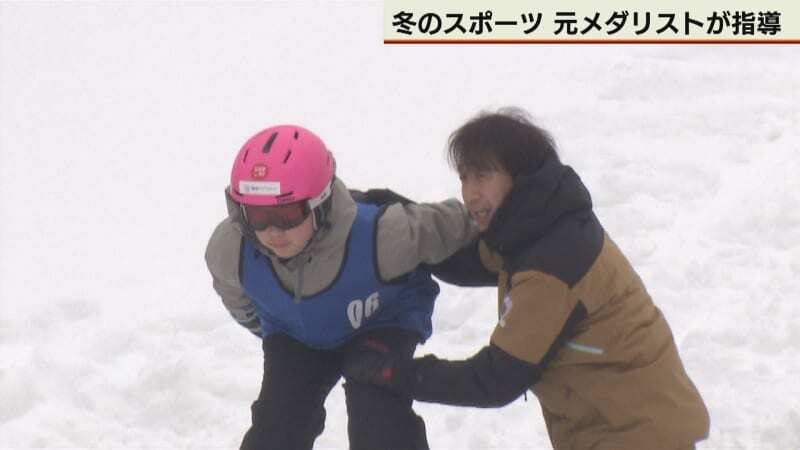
[384,0,800,43]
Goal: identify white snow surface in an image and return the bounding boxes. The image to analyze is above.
[2,3,799,449]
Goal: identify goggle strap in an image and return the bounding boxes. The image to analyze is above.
[308,179,333,209]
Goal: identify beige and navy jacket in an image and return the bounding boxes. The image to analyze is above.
[413,158,710,450]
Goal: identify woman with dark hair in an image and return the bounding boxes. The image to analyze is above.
[345,108,710,450]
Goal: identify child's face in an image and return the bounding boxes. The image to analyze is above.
[255,214,315,258]
[459,165,513,232]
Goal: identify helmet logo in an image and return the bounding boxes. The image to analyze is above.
[251,164,268,179]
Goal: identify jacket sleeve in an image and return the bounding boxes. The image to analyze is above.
[374,199,479,282]
[205,218,262,337]
[407,271,589,407]
[489,271,588,367]
[407,344,540,408]
[426,239,498,287]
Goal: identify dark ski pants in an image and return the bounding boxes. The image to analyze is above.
[240,328,429,450]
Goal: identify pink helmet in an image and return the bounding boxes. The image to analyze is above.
[230,125,335,210]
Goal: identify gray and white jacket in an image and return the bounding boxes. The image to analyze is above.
[204,178,478,336]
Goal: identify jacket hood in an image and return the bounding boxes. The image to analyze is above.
[483,157,593,255]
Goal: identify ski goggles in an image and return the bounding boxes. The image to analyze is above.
[241,201,311,231]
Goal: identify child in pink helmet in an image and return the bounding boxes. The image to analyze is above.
[205,124,477,450]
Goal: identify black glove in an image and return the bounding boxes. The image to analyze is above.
[349,188,415,206]
[343,338,415,395]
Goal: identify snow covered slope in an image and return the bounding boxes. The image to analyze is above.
[1,3,798,449]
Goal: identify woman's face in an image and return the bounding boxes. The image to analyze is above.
[459,165,513,232]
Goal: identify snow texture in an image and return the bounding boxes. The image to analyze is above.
[1,3,799,449]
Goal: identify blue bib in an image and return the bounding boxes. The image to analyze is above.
[240,203,439,349]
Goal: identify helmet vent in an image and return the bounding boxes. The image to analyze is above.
[242,148,250,163]
[283,149,292,164]
[293,131,299,139]
[262,132,279,154]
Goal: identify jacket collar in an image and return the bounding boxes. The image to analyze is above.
[483,157,592,255]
